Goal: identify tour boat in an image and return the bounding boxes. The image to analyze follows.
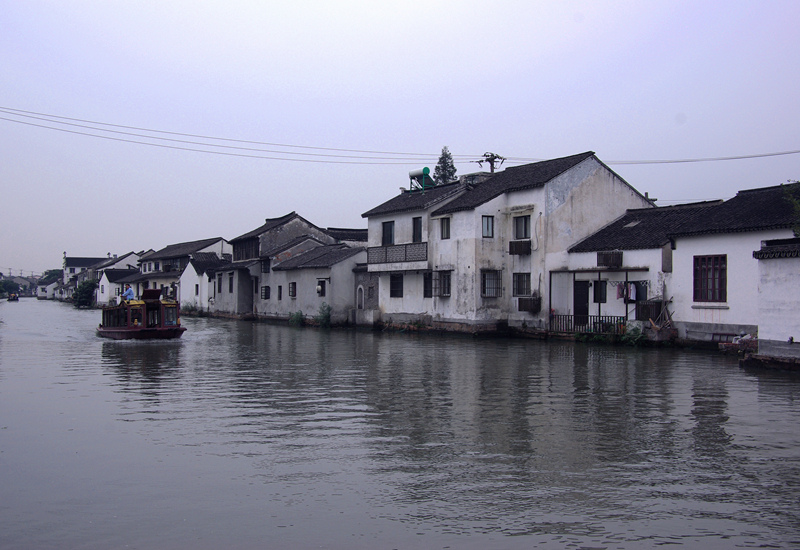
[97,289,187,340]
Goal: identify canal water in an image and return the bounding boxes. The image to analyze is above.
[1,299,799,549]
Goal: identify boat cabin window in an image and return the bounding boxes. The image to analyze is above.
[130,307,143,326]
[146,306,161,328]
[164,306,178,326]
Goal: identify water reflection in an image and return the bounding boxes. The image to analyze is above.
[2,301,800,549]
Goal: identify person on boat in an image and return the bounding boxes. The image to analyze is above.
[121,284,134,301]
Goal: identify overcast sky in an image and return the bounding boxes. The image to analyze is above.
[2,1,798,276]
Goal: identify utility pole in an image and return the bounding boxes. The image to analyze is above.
[475,152,506,173]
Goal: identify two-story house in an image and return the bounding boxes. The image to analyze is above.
[124,238,231,302]
[210,212,341,317]
[363,152,654,332]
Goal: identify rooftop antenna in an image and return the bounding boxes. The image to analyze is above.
[408,167,433,193]
[474,152,506,173]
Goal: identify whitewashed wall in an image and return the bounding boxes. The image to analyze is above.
[670,229,790,338]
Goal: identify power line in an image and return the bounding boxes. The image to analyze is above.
[1,105,798,166]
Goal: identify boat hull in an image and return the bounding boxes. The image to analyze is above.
[96,326,187,340]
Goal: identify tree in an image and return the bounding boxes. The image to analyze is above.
[433,146,457,185]
[73,280,98,308]
[784,180,800,236]
[0,280,20,295]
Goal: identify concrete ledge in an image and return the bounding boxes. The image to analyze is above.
[740,354,800,372]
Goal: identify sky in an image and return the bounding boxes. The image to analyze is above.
[2,0,798,276]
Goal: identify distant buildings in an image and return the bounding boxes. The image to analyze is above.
[37,152,799,366]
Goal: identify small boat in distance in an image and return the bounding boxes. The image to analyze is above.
[7,293,19,301]
[97,289,187,340]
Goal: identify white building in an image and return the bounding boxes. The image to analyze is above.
[264,244,366,324]
[569,183,799,345]
[752,237,800,360]
[363,152,654,332]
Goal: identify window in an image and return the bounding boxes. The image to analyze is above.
[390,274,403,297]
[195,284,199,296]
[482,215,494,238]
[100,284,105,294]
[261,260,270,273]
[228,274,234,293]
[316,280,326,297]
[593,280,607,303]
[694,255,727,302]
[278,285,282,300]
[69,267,76,274]
[154,261,160,271]
[423,272,433,298]
[438,271,452,297]
[412,217,423,243]
[261,286,270,300]
[440,217,450,240]
[382,221,395,246]
[481,270,502,297]
[289,282,297,297]
[514,215,531,239]
[512,273,531,296]
[217,274,222,293]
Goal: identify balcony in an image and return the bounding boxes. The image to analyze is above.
[368,242,427,264]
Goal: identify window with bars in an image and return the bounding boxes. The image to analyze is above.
[481,270,502,297]
[390,274,403,297]
[288,282,297,297]
[228,274,234,293]
[261,286,270,300]
[512,273,531,296]
[694,255,727,302]
[433,271,452,297]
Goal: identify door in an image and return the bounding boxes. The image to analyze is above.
[574,281,590,328]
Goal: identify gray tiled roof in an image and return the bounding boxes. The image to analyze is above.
[672,183,799,237]
[147,237,225,260]
[272,245,364,271]
[102,268,140,283]
[570,182,800,253]
[65,257,107,268]
[753,237,800,260]
[362,181,463,218]
[326,227,368,242]
[568,201,720,252]
[230,212,322,242]
[433,152,597,215]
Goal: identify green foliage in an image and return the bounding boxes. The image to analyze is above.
[39,269,63,285]
[73,280,98,308]
[783,181,800,237]
[288,310,305,327]
[314,302,332,328]
[0,280,21,294]
[433,146,457,185]
[621,326,646,347]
